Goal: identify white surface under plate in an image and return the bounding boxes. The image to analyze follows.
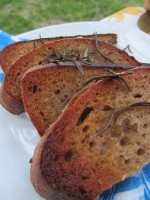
[0,20,150,200]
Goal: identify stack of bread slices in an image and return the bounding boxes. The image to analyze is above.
[0,33,149,200]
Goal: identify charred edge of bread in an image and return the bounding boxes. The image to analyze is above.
[0,82,24,114]
[31,129,80,200]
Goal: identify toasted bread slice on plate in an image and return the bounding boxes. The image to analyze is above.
[31,67,150,200]
[22,62,138,136]
[0,37,140,115]
[0,33,117,73]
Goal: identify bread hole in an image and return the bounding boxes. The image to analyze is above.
[124,158,130,164]
[142,133,146,138]
[43,118,47,122]
[89,141,95,148]
[143,123,148,128]
[38,61,43,65]
[137,148,145,156]
[33,85,37,94]
[120,136,130,146]
[102,105,113,111]
[76,107,93,126]
[82,176,89,180]
[55,89,61,95]
[64,150,74,162]
[133,93,142,98]
[40,112,44,116]
[82,125,89,133]
[38,88,41,92]
[64,95,68,99]
[94,99,98,103]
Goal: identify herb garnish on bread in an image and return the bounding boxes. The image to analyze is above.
[0,33,117,73]
[0,37,140,115]
[31,67,150,200]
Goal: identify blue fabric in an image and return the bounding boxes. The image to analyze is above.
[96,161,150,200]
[0,30,19,51]
[0,72,4,83]
[0,30,150,200]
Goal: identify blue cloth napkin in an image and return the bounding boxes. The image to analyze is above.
[0,30,25,83]
[0,30,150,200]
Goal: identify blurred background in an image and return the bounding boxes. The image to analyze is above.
[0,0,143,35]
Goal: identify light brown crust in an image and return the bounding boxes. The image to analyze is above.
[1,37,141,115]
[31,67,150,200]
[0,34,117,73]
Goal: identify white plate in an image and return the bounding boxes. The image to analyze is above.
[0,20,150,200]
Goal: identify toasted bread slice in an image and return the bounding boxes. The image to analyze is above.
[31,67,150,200]
[0,33,117,73]
[0,37,140,115]
[22,62,138,136]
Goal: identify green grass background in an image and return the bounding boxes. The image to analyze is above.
[0,0,143,35]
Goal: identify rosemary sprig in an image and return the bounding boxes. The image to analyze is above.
[93,101,150,138]
[44,46,94,76]
[79,46,92,65]
[123,44,132,53]
[98,108,115,135]
[107,69,131,91]
[110,36,117,45]
[111,124,138,132]
[33,41,36,48]
[83,70,133,91]
[33,35,44,49]
[39,34,44,44]
[73,60,84,76]
[94,32,115,63]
